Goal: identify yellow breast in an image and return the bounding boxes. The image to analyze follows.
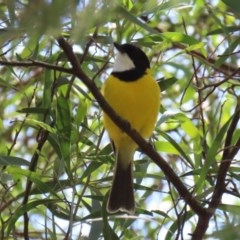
[102,69,160,149]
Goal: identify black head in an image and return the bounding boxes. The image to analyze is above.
[114,42,150,70]
[112,43,150,81]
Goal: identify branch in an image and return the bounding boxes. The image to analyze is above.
[0,59,73,74]
[211,105,240,207]
[192,104,240,239]
[56,36,206,216]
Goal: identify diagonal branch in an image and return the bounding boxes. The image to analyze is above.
[56,36,206,216]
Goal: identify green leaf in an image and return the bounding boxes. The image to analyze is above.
[29,179,76,195]
[42,70,52,108]
[47,133,62,159]
[206,119,231,162]
[0,172,13,183]
[212,226,240,239]
[218,203,240,214]
[162,32,202,45]
[157,111,176,126]
[207,26,240,35]
[155,141,182,155]
[175,113,201,139]
[158,77,178,92]
[6,0,16,25]
[116,6,159,34]
[56,95,71,134]
[166,211,193,240]
[7,166,59,198]
[18,107,48,114]
[222,0,240,13]
[22,118,56,133]
[0,77,17,89]
[47,201,81,221]
[7,199,60,236]
[56,94,71,170]
[88,198,103,240]
[102,211,119,240]
[181,85,196,104]
[157,130,193,167]
[74,99,90,126]
[195,118,232,192]
[151,210,171,219]
[214,38,240,68]
[81,161,104,180]
[142,0,192,15]
[231,129,240,146]
[0,156,29,166]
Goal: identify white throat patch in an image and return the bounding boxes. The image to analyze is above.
[113,52,135,72]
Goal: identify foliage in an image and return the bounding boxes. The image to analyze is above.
[0,0,240,239]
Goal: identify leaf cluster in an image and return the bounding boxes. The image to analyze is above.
[0,0,240,239]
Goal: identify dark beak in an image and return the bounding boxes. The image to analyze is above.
[114,42,124,53]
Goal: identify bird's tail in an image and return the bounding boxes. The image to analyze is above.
[107,149,135,214]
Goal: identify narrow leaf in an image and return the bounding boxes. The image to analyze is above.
[7,199,59,236]
[222,0,240,13]
[196,118,231,192]
[0,156,29,166]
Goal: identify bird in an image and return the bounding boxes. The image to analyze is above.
[102,42,160,214]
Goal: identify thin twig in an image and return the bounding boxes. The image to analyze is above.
[0,59,73,74]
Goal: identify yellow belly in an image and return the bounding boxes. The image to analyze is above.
[102,69,160,150]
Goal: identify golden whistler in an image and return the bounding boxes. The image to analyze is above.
[102,43,160,214]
